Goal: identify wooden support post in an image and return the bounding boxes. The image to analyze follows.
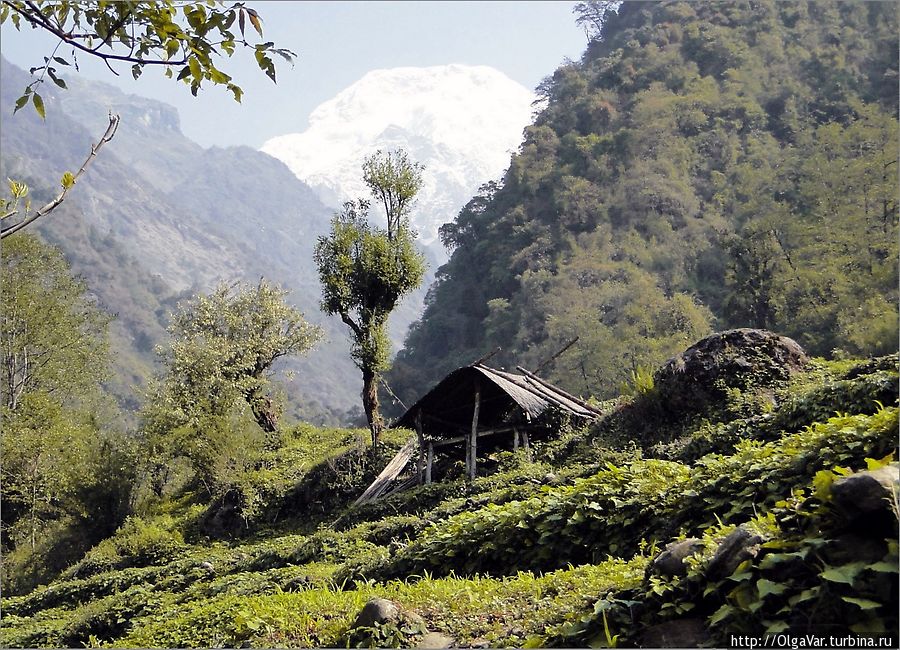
[522,429,531,461]
[415,409,424,485]
[513,427,519,452]
[426,442,433,484]
[469,382,480,481]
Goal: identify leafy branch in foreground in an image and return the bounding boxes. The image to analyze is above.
[1,112,119,239]
[1,0,296,113]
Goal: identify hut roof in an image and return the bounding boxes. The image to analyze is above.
[393,363,600,437]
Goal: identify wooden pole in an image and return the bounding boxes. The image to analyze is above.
[426,442,434,484]
[415,409,424,485]
[522,429,531,461]
[469,381,480,481]
[513,427,519,452]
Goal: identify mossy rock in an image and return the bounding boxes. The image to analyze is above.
[653,328,808,418]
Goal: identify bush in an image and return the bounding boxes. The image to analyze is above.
[66,517,185,579]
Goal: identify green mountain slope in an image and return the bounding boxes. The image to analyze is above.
[388,0,898,409]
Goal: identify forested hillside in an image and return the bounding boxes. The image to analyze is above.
[389,0,898,407]
[0,56,418,423]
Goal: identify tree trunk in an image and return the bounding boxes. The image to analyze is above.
[362,367,383,447]
[247,390,278,432]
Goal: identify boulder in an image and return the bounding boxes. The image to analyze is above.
[353,597,401,628]
[832,465,899,515]
[706,526,765,581]
[654,329,807,417]
[649,538,705,577]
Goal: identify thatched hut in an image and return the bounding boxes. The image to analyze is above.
[356,363,600,504]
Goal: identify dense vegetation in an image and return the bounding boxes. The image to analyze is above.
[389,0,898,408]
[1,349,897,647]
[1,1,897,647]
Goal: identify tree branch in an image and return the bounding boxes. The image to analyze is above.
[10,2,187,67]
[1,113,120,239]
[340,312,363,338]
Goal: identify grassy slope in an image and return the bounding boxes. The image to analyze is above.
[1,357,897,648]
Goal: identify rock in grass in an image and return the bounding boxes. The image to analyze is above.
[832,465,899,515]
[418,631,456,648]
[654,328,807,416]
[649,538,705,577]
[706,526,764,580]
[354,597,401,628]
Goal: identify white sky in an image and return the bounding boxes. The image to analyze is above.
[0,1,588,148]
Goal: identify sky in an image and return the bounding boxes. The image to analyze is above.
[0,2,588,149]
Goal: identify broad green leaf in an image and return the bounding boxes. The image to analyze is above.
[764,621,789,634]
[866,561,899,573]
[756,578,786,599]
[188,56,201,81]
[841,596,881,610]
[32,92,45,119]
[708,604,733,626]
[820,562,865,585]
[865,453,894,470]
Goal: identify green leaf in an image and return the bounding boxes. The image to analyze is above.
[820,562,865,585]
[756,578,786,599]
[32,93,45,120]
[865,453,894,470]
[60,172,75,190]
[188,57,202,81]
[765,621,789,634]
[708,604,733,626]
[165,39,180,60]
[841,596,881,611]
[866,561,899,573]
[13,94,29,113]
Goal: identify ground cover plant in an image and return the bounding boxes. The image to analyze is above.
[1,352,896,648]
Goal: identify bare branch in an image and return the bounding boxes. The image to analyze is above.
[1,113,120,239]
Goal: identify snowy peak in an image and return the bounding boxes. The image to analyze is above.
[261,64,536,256]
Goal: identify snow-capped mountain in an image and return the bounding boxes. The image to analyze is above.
[261,64,536,260]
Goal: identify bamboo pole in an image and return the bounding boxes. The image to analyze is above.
[469,381,480,481]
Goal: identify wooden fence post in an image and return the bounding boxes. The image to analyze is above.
[469,381,480,481]
[415,409,424,485]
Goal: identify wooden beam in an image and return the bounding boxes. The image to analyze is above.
[515,365,602,416]
[426,442,433,484]
[469,381,480,481]
[431,424,540,448]
[415,409,424,485]
[354,438,417,505]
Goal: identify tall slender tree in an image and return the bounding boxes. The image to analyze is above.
[315,150,426,446]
